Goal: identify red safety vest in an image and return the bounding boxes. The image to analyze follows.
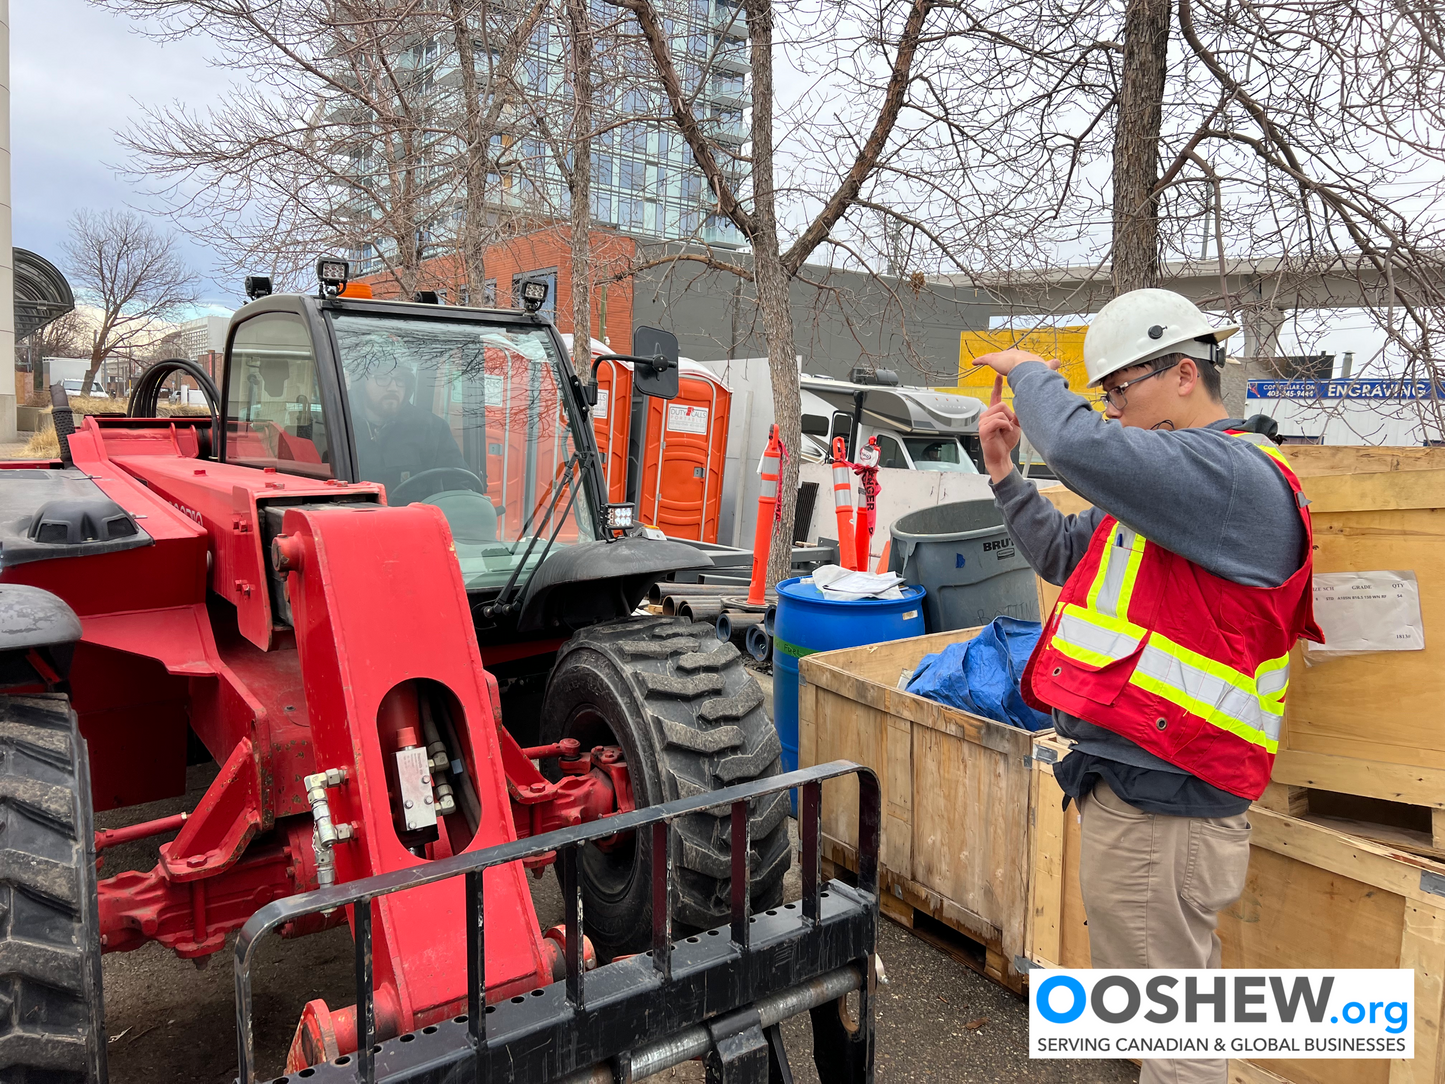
[1023,432,1324,800]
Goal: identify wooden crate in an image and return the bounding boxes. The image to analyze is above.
[1035,446,1445,819]
[798,629,1045,993]
[1027,733,1445,1084]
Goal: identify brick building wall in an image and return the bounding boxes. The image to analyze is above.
[361,228,637,350]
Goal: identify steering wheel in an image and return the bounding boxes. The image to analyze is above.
[389,467,488,504]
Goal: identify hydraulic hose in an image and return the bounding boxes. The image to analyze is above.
[128,358,222,456]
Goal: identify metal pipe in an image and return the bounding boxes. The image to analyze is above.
[677,598,724,622]
[649,582,741,604]
[716,611,764,647]
[558,964,863,1083]
[95,811,188,851]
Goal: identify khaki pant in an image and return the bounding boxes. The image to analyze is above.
[1078,779,1252,1084]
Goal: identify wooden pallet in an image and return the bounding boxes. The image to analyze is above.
[822,840,1025,995]
[1258,781,1445,862]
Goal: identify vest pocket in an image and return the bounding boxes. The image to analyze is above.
[1047,634,1148,708]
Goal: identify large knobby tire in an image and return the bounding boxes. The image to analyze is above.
[0,695,106,1084]
[540,616,790,959]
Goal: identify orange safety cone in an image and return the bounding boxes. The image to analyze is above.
[875,538,892,575]
[748,425,783,606]
[830,437,857,570]
[852,436,882,573]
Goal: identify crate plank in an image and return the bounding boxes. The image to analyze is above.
[1028,732,1445,1084]
[800,627,1043,994]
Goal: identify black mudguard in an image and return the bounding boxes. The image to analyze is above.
[516,536,711,634]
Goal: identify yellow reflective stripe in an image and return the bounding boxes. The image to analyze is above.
[1131,635,1283,750]
[1131,669,1280,754]
[1230,431,1293,469]
[1087,526,1148,620]
[1050,635,1120,669]
[1254,654,1291,713]
[1115,531,1148,616]
[1061,603,1146,640]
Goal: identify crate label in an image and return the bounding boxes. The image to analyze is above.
[901,610,919,622]
[1306,571,1424,660]
[666,404,709,434]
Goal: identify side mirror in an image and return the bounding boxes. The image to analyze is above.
[631,326,680,400]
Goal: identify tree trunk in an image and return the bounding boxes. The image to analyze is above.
[743,0,802,589]
[566,0,593,377]
[1111,0,1170,294]
[449,0,488,301]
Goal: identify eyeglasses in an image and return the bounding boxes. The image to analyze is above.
[370,370,408,388]
[1097,358,1181,411]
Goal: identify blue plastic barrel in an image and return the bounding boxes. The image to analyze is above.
[771,577,927,779]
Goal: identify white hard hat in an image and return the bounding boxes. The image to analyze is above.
[1083,289,1240,387]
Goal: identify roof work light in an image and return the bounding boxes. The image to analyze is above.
[316,257,350,298]
[518,278,549,314]
[244,275,273,301]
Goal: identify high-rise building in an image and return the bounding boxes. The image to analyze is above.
[347,0,749,278]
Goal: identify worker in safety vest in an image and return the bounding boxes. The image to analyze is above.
[975,290,1322,1084]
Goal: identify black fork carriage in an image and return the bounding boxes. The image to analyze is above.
[234,761,881,1084]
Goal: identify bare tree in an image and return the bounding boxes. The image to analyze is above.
[61,209,198,393]
[104,0,549,297]
[608,0,935,584]
[900,0,1445,416]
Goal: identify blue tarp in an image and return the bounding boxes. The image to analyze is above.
[905,616,1052,731]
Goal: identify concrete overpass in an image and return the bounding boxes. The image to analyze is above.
[939,254,1428,359]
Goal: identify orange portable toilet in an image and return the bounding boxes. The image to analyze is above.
[636,360,731,542]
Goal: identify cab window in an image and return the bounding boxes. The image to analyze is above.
[224,313,332,478]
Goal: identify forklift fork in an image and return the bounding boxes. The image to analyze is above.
[234,761,879,1084]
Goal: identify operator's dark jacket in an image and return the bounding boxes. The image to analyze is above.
[353,402,468,495]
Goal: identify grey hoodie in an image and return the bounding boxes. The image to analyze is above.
[990,361,1307,815]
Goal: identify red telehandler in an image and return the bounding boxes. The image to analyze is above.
[0,261,879,1083]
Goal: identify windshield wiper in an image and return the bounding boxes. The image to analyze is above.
[482,451,583,620]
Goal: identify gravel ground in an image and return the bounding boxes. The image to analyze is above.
[97,768,1138,1083]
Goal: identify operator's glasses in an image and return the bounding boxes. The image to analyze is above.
[1095,357,1181,410]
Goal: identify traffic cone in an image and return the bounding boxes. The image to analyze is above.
[748,425,783,606]
[830,437,857,570]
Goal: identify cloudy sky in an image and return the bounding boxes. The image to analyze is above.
[12,0,236,313]
[9,1,1388,367]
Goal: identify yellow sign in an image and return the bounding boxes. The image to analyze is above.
[954,327,1093,406]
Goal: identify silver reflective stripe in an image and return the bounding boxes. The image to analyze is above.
[1056,610,1142,663]
[1135,643,1282,744]
[1256,662,1290,699]
[1095,527,1136,618]
[761,455,780,476]
[833,488,852,508]
[761,479,779,499]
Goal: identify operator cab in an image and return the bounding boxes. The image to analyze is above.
[221,259,702,640]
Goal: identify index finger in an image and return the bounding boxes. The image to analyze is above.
[990,374,1004,407]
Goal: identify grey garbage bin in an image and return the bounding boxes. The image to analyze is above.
[889,498,1040,632]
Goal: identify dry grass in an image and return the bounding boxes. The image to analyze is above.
[20,430,60,459]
